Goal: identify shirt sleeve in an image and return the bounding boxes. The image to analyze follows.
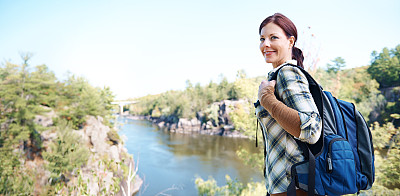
[275,66,322,144]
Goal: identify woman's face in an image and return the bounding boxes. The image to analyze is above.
[259,22,294,68]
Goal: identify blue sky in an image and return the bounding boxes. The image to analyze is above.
[1,0,399,100]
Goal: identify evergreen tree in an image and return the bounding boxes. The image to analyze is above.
[368,45,400,88]
[327,57,346,73]
[0,54,49,194]
[43,120,89,184]
[58,75,115,129]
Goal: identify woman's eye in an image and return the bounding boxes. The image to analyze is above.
[260,37,265,42]
[271,36,278,40]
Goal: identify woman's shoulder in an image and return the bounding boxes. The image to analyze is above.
[277,65,307,82]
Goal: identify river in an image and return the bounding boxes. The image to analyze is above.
[117,116,263,196]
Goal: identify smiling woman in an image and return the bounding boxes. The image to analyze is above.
[255,13,322,196]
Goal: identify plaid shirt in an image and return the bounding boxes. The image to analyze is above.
[256,61,322,194]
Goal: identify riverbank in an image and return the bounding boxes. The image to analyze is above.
[125,99,251,139]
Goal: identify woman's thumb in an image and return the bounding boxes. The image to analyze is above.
[269,80,276,86]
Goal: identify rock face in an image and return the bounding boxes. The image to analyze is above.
[34,106,56,127]
[36,113,143,195]
[381,86,400,102]
[84,116,110,154]
[80,116,143,195]
[369,86,400,123]
[141,99,248,138]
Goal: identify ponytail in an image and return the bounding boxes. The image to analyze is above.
[292,47,304,68]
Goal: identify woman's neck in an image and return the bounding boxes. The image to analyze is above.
[272,59,297,71]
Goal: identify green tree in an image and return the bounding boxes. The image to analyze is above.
[30,64,58,108]
[327,57,346,73]
[43,120,89,186]
[151,106,162,118]
[367,45,400,88]
[58,75,115,129]
[0,55,46,145]
[217,74,231,101]
[204,104,220,125]
[230,102,256,137]
[0,149,34,194]
[0,54,53,194]
[230,70,261,101]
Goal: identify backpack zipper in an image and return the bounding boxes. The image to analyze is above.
[327,137,346,173]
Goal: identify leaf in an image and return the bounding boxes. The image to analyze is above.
[390,113,400,120]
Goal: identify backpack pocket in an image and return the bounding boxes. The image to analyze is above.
[292,134,358,195]
[319,134,358,195]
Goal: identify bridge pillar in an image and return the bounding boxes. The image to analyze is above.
[111,101,137,115]
[119,103,124,115]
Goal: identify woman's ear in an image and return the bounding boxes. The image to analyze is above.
[289,36,295,48]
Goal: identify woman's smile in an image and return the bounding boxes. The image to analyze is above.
[264,51,275,56]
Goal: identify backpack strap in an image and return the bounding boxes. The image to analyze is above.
[257,116,268,178]
[287,141,316,196]
[269,64,319,90]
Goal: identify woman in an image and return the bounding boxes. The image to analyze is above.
[257,13,322,196]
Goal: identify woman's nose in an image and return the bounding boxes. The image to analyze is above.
[262,40,270,48]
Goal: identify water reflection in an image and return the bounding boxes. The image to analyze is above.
[119,117,263,196]
[165,130,262,180]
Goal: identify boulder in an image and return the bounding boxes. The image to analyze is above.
[190,118,201,126]
[109,145,120,163]
[34,106,56,127]
[84,116,110,154]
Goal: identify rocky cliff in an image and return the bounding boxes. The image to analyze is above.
[31,107,142,195]
[369,86,400,123]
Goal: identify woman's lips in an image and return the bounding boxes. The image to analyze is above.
[264,51,275,56]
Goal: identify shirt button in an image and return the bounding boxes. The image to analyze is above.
[311,112,317,118]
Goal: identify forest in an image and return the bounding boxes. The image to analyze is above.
[130,45,400,195]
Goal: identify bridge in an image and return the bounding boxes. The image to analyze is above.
[111,101,138,115]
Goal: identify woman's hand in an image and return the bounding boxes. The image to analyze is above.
[258,80,277,108]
